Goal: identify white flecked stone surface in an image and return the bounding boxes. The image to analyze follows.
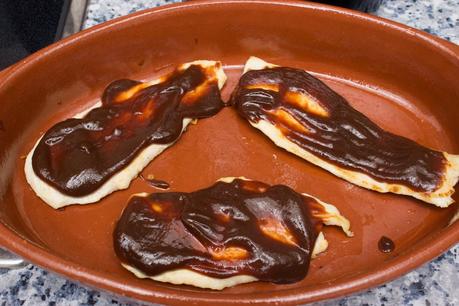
[376,0,459,44]
[0,1,457,305]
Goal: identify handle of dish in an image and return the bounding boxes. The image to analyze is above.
[0,248,27,269]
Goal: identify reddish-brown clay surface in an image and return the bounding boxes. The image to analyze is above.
[0,1,458,305]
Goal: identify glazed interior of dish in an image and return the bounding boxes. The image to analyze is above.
[0,1,458,304]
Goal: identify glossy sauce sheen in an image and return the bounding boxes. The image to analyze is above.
[32,65,224,196]
[114,179,324,283]
[231,67,446,192]
[139,174,170,190]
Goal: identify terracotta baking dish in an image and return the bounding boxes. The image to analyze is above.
[0,0,458,304]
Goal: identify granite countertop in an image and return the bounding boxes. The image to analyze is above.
[1,1,458,305]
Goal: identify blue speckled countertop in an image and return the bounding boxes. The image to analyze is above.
[1,1,458,305]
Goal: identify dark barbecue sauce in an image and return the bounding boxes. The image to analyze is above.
[231,67,446,192]
[113,178,325,283]
[378,236,395,253]
[139,174,170,190]
[32,64,224,196]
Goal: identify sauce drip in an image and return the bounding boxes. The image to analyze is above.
[139,174,170,190]
[114,178,324,283]
[231,67,446,192]
[378,236,395,253]
[32,64,224,196]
